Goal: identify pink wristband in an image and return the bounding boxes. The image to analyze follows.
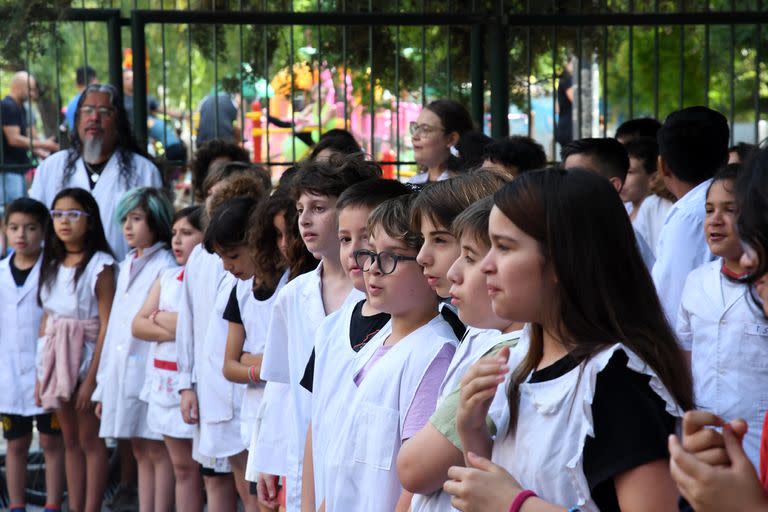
[509,490,537,512]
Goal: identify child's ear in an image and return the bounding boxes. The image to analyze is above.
[657,155,671,178]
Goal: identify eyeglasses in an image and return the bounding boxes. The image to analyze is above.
[79,106,116,118]
[409,122,445,137]
[354,249,419,275]
[51,210,89,221]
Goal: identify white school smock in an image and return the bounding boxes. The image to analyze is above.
[323,314,457,512]
[311,303,391,505]
[196,269,246,459]
[491,344,683,511]
[39,251,115,381]
[0,254,45,416]
[677,259,768,469]
[29,149,161,260]
[632,195,674,258]
[409,170,451,184]
[139,266,195,439]
[93,242,175,440]
[176,244,233,468]
[411,327,527,512]
[238,270,289,446]
[247,380,292,480]
[652,179,714,323]
[260,262,364,512]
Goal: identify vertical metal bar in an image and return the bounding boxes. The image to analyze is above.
[131,10,149,148]
[629,24,634,119]
[289,3,296,163]
[577,18,583,138]
[446,25,452,100]
[81,0,89,87]
[678,0,684,109]
[342,0,349,129]
[369,0,375,159]
[704,0,710,108]
[730,5,736,145]
[654,0,659,119]
[239,0,246,145]
[602,21,608,137]
[213,24,220,140]
[421,0,426,105]
[54,22,63,144]
[187,11,193,155]
[551,14,557,157]
[161,0,168,152]
[527,0,532,137]
[755,17,761,143]
[108,12,123,95]
[316,0,322,138]
[264,0,271,166]
[396,0,401,178]
[470,24,484,130]
[490,21,510,138]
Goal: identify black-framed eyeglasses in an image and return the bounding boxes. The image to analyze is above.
[354,249,419,275]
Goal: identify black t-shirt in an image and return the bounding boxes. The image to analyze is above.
[1,95,30,167]
[528,349,675,512]
[222,282,280,324]
[300,299,390,392]
[9,253,33,287]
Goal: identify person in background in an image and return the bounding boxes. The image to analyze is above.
[30,83,162,260]
[1,71,59,207]
[624,136,672,257]
[729,142,756,165]
[614,117,662,144]
[196,90,240,147]
[148,101,186,164]
[652,106,729,323]
[555,56,574,147]
[481,135,547,179]
[410,99,473,185]
[446,131,493,174]
[65,66,97,132]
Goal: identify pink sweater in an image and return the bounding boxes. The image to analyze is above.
[38,316,100,409]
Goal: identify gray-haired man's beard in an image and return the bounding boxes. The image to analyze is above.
[82,137,103,164]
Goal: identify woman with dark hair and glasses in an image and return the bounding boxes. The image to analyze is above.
[30,83,162,260]
[409,99,474,185]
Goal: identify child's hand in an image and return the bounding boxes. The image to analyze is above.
[670,425,768,511]
[257,473,281,508]
[456,347,509,436]
[75,378,96,412]
[443,452,521,512]
[180,389,199,424]
[94,402,102,419]
[681,410,748,467]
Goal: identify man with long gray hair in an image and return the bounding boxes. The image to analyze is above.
[30,83,161,259]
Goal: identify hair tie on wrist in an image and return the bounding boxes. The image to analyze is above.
[509,490,537,512]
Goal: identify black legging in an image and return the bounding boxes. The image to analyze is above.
[267,115,315,148]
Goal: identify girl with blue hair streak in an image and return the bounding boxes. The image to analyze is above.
[92,187,178,512]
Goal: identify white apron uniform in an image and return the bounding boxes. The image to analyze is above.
[39,251,116,382]
[411,327,526,512]
[139,266,195,439]
[238,270,289,446]
[677,259,768,469]
[310,303,391,505]
[29,149,161,260]
[93,242,175,440]
[323,315,457,512]
[491,344,683,511]
[0,254,45,416]
[176,244,232,469]
[247,380,292,480]
[260,262,364,512]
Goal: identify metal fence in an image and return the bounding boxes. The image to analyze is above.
[2,1,768,188]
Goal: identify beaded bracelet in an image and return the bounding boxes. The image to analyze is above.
[509,490,537,512]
